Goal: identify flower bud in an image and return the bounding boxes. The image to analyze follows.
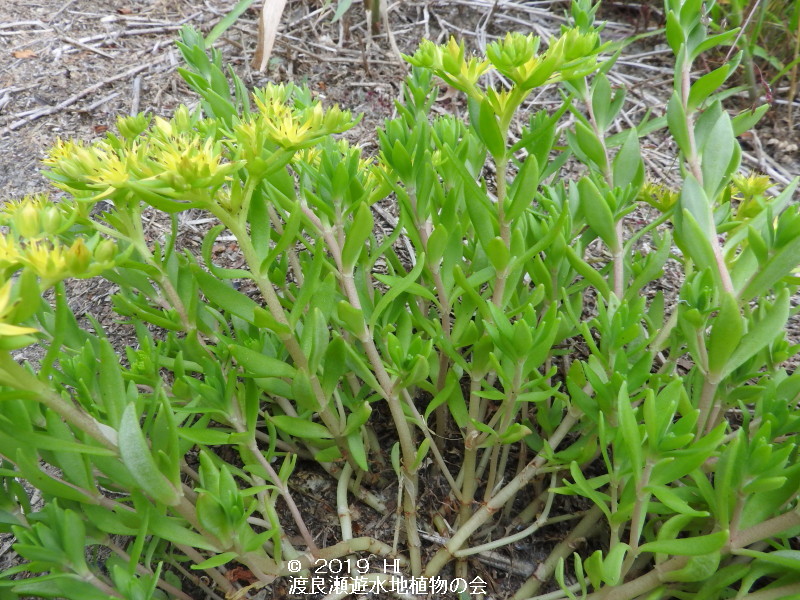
[66,238,91,274]
[94,239,117,263]
[15,204,41,239]
[41,207,63,235]
[116,112,151,139]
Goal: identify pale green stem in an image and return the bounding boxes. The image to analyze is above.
[81,571,125,599]
[584,87,624,299]
[455,376,482,580]
[400,388,461,500]
[311,202,422,573]
[492,157,511,306]
[282,537,408,575]
[459,377,482,521]
[107,540,194,600]
[651,308,679,353]
[696,377,721,436]
[620,461,654,578]
[266,203,304,287]
[300,198,430,570]
[511,505,603,600]
[456,474,557,558]
[337,462,353,541]
[730,505,800,549]
[125,207,196,332]
[483,361,523,503]
[586,506,800,600]
[320,461,388,513]
[174,543,235,594]
[745,583,800,600]
[679,54,734,295]
[216,208,352,466]
[0,352,117,450]
[425,409,580,577]
[241,433,318,553]
[340,269,422,574]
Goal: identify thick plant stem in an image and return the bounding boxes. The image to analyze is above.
[696,377,721,435]
[459,377,481,518]
[82,572,125,599]
[337,462,354,541]
[584,85,625,299]
[342,270,423,574]
[314,203,423,574]
[678,54,734,295]
[218,211,354,467]
[266,203,304,287]
[456,379,481,580]
[730,506,800,549]
[284,537,408,574]
[229,401,316,554]
[175,544,236,594]
[492,157,511,306]
[588,555,690,600]
[456,476,557,558]
[424,410,580,576]
[242,434,318,554]
[107,541,194,600]
[745,582,800,600]
[582,507,800,600]
[320,461,388,513]
[0,352,117,450]
[620,460,654,578]
[400,388,461,500]
[511,505,602,600]
[127,210,197,333]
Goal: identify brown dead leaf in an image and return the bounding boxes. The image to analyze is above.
[251,0,288,72]
[224,566,258,584]
[12,50,36,59]
[117,7,133,14]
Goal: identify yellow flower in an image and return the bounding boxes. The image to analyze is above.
[639,182,678,212]
[732,172,772,199]
[0,280,38,337]
[262,107,314,148]
[485,88,517,117]
[21,240,68,282]
[2,195,72,238]
[65,238,91,274]
[0,235,20,269]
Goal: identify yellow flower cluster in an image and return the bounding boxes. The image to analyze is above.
[639,182,678,212]
[406,29,602,102]
[732,172,772,199]
[732,173,772,220]
[0,194,120,341]
[44,107,238,210]
[252,86,357,149]
[406,38,491,98]
[0,279,38,337]
[44,85,356,211]
[2,194,73,238]
[0,236,117,285]
[487,30,601,89]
